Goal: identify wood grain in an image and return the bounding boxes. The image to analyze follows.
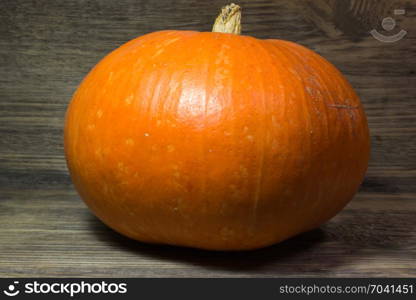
[0,0,415,277]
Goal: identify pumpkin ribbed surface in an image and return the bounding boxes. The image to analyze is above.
[65,12,370,250]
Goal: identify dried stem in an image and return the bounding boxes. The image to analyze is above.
[212,3,241,34]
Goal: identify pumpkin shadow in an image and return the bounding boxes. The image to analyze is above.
[87,201,415,276]
[88,214,340,274]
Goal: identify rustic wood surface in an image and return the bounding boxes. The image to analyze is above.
[0,0,415,277]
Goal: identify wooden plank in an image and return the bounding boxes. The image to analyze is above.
[0,0,415,277]
[0,190,415,277]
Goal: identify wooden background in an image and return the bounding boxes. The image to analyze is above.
[0,0,415,277]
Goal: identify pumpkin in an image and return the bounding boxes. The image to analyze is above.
[64,3,370,250]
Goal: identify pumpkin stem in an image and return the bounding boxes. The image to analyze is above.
[212,3,241,35]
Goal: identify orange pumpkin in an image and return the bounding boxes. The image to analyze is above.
[64,4,370,250]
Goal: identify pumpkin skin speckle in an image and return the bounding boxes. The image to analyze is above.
[65,10,369,251]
